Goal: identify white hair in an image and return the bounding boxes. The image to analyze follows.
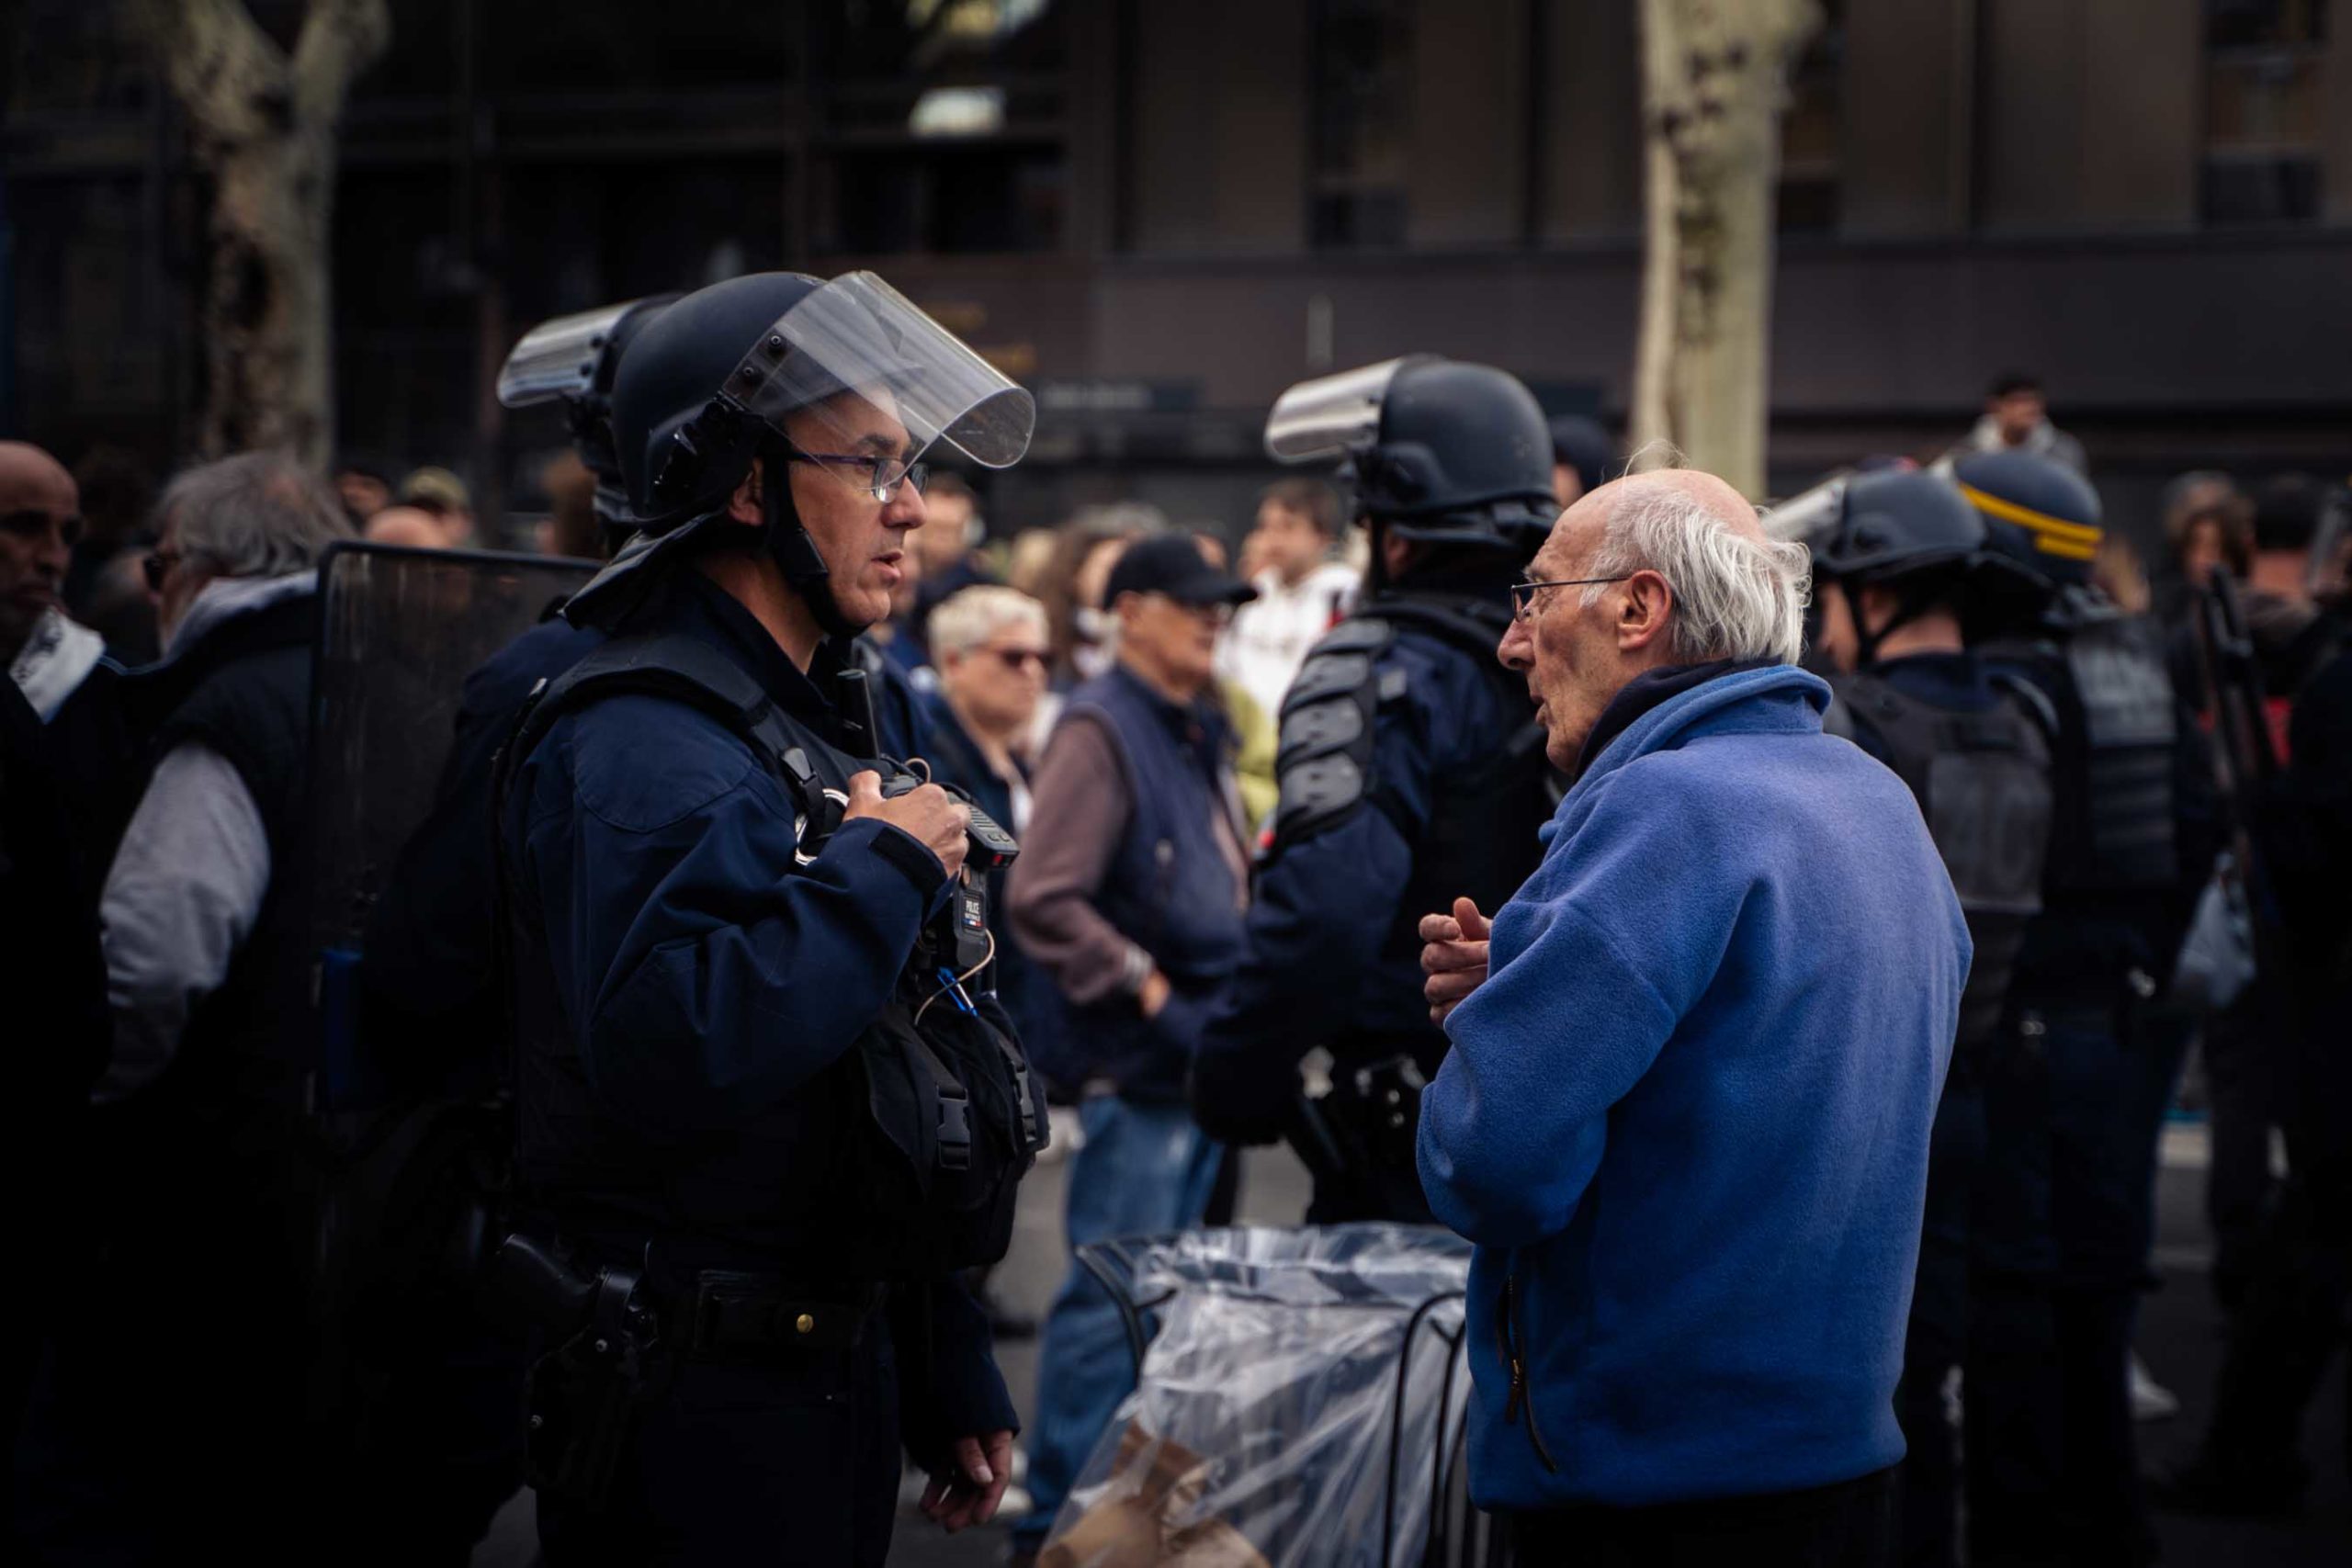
[159,450,350,578]
[929,584,1047,659]
[1580,484,1812,665]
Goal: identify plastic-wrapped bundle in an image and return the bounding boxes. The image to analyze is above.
[1040,1224,1476,1568]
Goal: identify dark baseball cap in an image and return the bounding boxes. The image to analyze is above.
[1104,534,1259,608]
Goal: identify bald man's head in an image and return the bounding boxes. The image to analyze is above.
[363,505,460,551]
[0,441,83,658]
[1564,468,1766,548]
[1500,463,1806,769]
[0,441,75,507]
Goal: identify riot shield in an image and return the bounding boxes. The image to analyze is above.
[306,541,596,1111]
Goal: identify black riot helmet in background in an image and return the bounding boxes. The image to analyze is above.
[1265,355,1558,566]
[1951,449,2104,593]
[565,269,1035,634]
[1951,449,2105,630]
[1812,468,1986,585]
[1800,468,2047,662]
[496,292,681,535]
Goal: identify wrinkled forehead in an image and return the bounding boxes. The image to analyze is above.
[0,452,77,515]
[783,382,913,457]
[1532,503,1603,576]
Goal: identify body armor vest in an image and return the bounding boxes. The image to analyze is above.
[1274,592,1558,1066]
[1832,670,2053,1050]
[1379,598,1559,949]
[2060,613,2180,894]
[495,632,1046,1281]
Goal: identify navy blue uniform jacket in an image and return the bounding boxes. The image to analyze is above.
[1196,620,1531,1141]
[500,573,1016,1451]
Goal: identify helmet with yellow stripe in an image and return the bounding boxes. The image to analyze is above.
[1951,449,2102,592]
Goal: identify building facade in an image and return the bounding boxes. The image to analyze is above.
[6,0,2347,552]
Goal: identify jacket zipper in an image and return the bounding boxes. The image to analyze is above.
[1497,1266,1559,1472]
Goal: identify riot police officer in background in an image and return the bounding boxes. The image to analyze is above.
[1798,468,2055,1568]
[494,270,1046,1564]
[1193,356,1560,1222]
[1962,450,2204,1568]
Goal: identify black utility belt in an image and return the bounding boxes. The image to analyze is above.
[659,1269,888,1359]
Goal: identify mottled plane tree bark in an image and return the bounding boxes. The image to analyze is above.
[1629,0,1822,498]
[143,0,390,468]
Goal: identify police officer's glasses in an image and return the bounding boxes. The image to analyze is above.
[785,450,931,503]
[1510,575,1633,622]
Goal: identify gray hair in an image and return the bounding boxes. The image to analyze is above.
[159,451,350,578]
[1581,484,1812,665]
[930,584,1046,658]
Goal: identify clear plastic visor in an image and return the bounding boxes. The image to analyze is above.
[721,271,1035,494]
[1264,358,1410,462]
[496,299,646,409]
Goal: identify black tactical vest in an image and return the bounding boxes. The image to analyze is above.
[2060,614,2181,893]
[1273,592,1558,1065]
[496,632,1046,1282]
[1830,670,2053,1051]
[139,593,319,1103]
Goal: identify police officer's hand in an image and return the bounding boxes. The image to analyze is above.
[1420,897,1492,1026]
[844,770,970,882]
[921,1429,1013,1532]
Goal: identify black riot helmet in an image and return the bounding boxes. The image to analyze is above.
[1951,449,2103,592]
[566,270,1035,633]
[1815,468,1988,583]
[496,292,681,534]
[1804,468,2044,662]
[1265,355,1557,560]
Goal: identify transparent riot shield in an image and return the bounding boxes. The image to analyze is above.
[306,541,596,1111]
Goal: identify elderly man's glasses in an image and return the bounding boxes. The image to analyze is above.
[141,548,185,592]
[1510,575,1633,622]
[784,449,929,503]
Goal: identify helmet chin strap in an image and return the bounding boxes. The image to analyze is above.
[757,445,862,642]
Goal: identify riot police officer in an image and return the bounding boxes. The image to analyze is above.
[1797,468,2054,1568]
[1192,355,1560,1223]
[365,290,927,1077]
[494,270,1047,1564]
[1961,450,2200,1568]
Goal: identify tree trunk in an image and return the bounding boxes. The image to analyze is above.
[1628,0,1822,499]
[144,0,389,471]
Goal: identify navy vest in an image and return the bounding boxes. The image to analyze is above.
[133,591,318,1104]
[1058,666,1248,1100]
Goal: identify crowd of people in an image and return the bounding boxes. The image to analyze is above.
[0,258,2346,1568]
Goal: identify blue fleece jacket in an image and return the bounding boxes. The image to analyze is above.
[1418,663,1968,1510]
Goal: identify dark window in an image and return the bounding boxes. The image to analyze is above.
[2202,0,2329,225]
[1310,0,1413,249]
[808,0,1071,255]
[2,1,157,116]
[1777,0,1845,234]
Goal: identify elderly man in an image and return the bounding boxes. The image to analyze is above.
[1417,469,1970,1565]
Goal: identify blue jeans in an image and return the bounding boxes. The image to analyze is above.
[1013,1095,1225,1548]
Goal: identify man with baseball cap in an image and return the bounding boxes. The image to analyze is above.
[1005,531,1257,1556]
